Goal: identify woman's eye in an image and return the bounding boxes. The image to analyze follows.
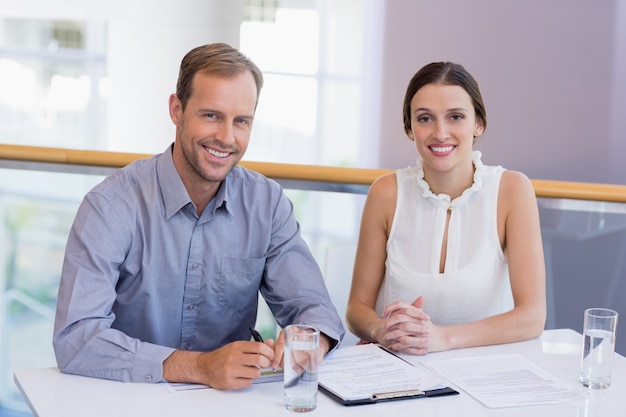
[417,116,431,123]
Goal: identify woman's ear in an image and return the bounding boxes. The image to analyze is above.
[474,121,484,137]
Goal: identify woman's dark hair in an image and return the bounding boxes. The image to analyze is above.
[402,62,486,137]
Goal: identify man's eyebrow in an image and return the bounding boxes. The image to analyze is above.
[235,114,255,122]
[196,109,254,118]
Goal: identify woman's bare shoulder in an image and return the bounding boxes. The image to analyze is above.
[500,170,534,195]
[368,172,397,199]
[499,169,537,212]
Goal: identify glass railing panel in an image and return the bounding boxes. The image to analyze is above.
[0,167,103,412]
[538,197,626,355]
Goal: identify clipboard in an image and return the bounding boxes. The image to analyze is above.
[317,343,459,406]
[319,384,459,406]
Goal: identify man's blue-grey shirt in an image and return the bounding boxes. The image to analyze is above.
[53,145,344,383]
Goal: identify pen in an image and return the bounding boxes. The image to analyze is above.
[284,373,304,388]
[249,327,281,375]
[249,326,264,342]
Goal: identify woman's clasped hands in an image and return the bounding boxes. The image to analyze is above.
[376,296,443,355]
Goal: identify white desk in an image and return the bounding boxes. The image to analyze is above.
[14,329,626,417]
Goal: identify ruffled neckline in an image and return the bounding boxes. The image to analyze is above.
[415,150,484,209]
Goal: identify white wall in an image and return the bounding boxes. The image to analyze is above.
[371,0,625,185]
[0,0,244,154]
[106,0,244,153]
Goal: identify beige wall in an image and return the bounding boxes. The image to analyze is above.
[370,0,626,185]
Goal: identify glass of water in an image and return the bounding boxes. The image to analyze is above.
[284,324,319,412]
[580,308,618,389]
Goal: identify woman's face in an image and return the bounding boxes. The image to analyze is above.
[409,83,483,175]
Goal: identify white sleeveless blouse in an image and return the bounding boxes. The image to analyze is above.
[375,151,514,325]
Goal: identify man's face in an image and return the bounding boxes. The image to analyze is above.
[170,71,258,187]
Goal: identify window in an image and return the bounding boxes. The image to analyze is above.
[240,0,364,167]
[0,18,108,149]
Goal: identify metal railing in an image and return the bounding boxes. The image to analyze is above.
[2,144,626,201]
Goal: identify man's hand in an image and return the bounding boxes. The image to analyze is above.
[163,340,275,390]
[271,330,333,370]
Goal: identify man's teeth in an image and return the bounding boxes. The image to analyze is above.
[431,145,454,153]
[208,148,229,158]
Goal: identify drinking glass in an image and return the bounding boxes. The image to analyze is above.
[284,324,319,412]
[580,308,618,389]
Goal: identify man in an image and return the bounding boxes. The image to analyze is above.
[53,43,345,390]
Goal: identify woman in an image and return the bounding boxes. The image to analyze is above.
[346,62,546,354]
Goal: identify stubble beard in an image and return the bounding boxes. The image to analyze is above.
[178,128,239,185]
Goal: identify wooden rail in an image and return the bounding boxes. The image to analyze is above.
[2,144,626,203]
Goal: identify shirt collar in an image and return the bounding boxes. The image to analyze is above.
[415,150,484,208]
[156,144,234,219]
[210,173,232,218]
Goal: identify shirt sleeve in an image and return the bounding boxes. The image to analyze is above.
[53,191,174,383]
[260,189,346,349]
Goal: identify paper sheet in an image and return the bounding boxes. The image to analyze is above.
[318,344,445,401]
[424,354,584,408]
[163,368,283,392]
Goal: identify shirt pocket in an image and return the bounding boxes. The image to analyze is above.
[218,256,266,310]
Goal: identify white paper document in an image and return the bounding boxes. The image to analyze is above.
[163,368,283,392]
[318,344,448,403]
[424,354,584,408]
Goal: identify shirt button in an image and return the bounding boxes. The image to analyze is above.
[185,343,192,350]
[187,304,194,311]
[191,264,198,270]
[145,374,153,382]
